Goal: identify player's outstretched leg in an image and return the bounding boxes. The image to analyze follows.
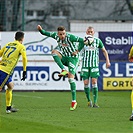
[52,52,68,77]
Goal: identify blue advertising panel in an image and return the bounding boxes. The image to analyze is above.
[14,66,50,81]
[98,61,133,90]
[99,32,133,60]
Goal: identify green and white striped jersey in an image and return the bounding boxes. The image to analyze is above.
[81,37,104,67]
[39,29,84,58]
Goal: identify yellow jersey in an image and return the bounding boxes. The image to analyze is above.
[0,40,27,74]
[129,46,133,58]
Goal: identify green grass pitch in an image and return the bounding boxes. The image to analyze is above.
[0,91,133,133]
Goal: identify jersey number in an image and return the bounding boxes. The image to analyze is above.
[4,46,16,58]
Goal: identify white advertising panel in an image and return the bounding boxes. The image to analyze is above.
[13,61,84,90]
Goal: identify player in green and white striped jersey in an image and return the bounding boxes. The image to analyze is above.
[37,25,84,111]
[76,26,110,107]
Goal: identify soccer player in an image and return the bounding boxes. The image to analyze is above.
[37,25,84,111]
[73,26,110,107]
[0,31,27,113]
[128,46,133,121]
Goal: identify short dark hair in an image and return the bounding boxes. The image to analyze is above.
[87,26,94,30]
[15,31,24,41]
[57,26,66,31]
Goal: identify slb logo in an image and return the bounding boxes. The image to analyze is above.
[13,66,49,81]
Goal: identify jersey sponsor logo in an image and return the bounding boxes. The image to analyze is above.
[58,42,69,47]
[8,43,17,46]
[2,59,12,64]
[1,63,7,66]
[85,45,97,51]
[61,44,69,47]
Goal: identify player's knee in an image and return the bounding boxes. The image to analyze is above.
[51,50,57,55]
[7,82,14,90]
[68,78,75,83]
[92,83,98,88]
[51,50,62,58]
[84,84,89,88]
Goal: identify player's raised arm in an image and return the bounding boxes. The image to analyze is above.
[37,25,42,31]
[101,47,110,68]
[69,34,84,43]
[37,25,56,38]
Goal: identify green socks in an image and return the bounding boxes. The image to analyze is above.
[84,87,91,102]
[69,78,76,101]
[92,87,98,104]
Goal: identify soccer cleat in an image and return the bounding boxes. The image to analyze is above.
[6,107,19,114]
[10,107,19,112]
[70,102,77,111]
[6,110,11,114]
[88,101,93,107]
[93,104,99,108]
[129,115,133,121]
[58,70,68,77]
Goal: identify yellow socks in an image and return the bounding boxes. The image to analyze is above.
[6,89,12,107]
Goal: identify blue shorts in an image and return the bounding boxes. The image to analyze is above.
[0,70,12,88]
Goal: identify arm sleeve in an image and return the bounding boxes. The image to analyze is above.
[98,39,104,49]
[20,47,27,71]
[0,49,2,57]
[78,42,85,52]
[0,46,5,57]
[70,34,84,43]
[39,29,56,39]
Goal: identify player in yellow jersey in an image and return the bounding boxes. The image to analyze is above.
[0,31,27,113]
[129,46,133,121]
